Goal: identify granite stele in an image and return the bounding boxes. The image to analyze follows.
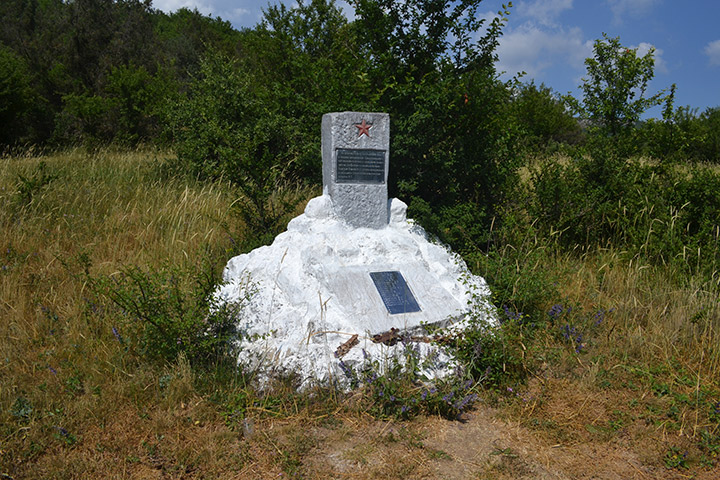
[214,112,495,386]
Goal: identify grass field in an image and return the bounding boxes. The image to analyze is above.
[1,149,719,479]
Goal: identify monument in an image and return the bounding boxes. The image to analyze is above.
[214,112,495,385]
[322,112,389,229]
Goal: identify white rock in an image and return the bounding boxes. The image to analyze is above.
[214,195,495,387]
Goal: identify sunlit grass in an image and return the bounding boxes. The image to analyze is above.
[1,149,719,477]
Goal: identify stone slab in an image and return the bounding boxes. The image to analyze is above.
[322,112,389,229]
[324,264,464,334]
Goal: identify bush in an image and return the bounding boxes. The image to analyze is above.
[165,49,303,245]
[527,153,720,279]
[89,256,246,366]
[510,82,583,150]
[0,45,36,146]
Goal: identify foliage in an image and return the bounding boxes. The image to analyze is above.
[88,255,246,366]
[337,342,480,420]
[566,33,669,155]
[164,48,304,246]
[0,0,242,146]
[245,0,367,182]
[13,160,58,208]
[53,63,175,145]
[510,82,583,150]
[641,103,720,163]
[0,45,36,146]
[527,153,720,279]
[352,0,522,253]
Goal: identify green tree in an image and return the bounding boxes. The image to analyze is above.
[698,107,720,162]
[569,33,668,141]
[351,0,520,251]
[165,49,300,246]
[511,82,582,149]
[243,0,367,182]
[0,45,36,145]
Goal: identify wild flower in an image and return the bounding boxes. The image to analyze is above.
[338,360,353,379]
[453,393,477,412]
[112,326,122,343]
[711,401,720,420]
[562,324,585,352]
[548,304,564,319]
[502,305,523,322]
[363,371,378,384]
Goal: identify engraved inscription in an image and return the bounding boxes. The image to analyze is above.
[336,148,385,184]
[370,271,421,315]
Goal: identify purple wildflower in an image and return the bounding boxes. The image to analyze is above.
[548,304,563,319]
[593,309,605,326]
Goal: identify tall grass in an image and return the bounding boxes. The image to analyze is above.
[1,149,719,477]
[0,149,275,477]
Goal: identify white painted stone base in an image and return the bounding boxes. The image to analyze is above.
[214,195,495,386]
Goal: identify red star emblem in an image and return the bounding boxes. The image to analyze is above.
[355,119,372,137]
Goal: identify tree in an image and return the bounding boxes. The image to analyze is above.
[511,82,582,148]
[350,0,520,251]
[570,33,668,139]
[0,45,36,145]
[165,49,302,246]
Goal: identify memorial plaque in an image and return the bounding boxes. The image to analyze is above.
[336,149,385,184]
[370,271,421,315]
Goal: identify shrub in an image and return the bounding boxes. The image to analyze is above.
[89,256,246,366]
[165,48,304,245]
[511,82,583,150]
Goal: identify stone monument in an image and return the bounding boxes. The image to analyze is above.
[322,112,389,229]
[214,111,495,385]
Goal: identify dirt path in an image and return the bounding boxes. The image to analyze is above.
[301,400,716,479]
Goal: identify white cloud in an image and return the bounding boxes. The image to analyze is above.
[496,24,592,79]
[606,0,661,23]
[153,0,215,16]
[633,42,667,74]
[217,7,251,24]
[706,39,720,67]
[517,0,573,26]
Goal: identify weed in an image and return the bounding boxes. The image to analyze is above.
[14,160,58,207]
[10,397,33,423]
[338,342,479,421]
[699,430,720,467]
[87,257,246,366]
[664,446,689,469]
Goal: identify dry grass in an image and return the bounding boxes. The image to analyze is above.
[1,149,719,478]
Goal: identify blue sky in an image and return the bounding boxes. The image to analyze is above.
[153,0,720,117]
